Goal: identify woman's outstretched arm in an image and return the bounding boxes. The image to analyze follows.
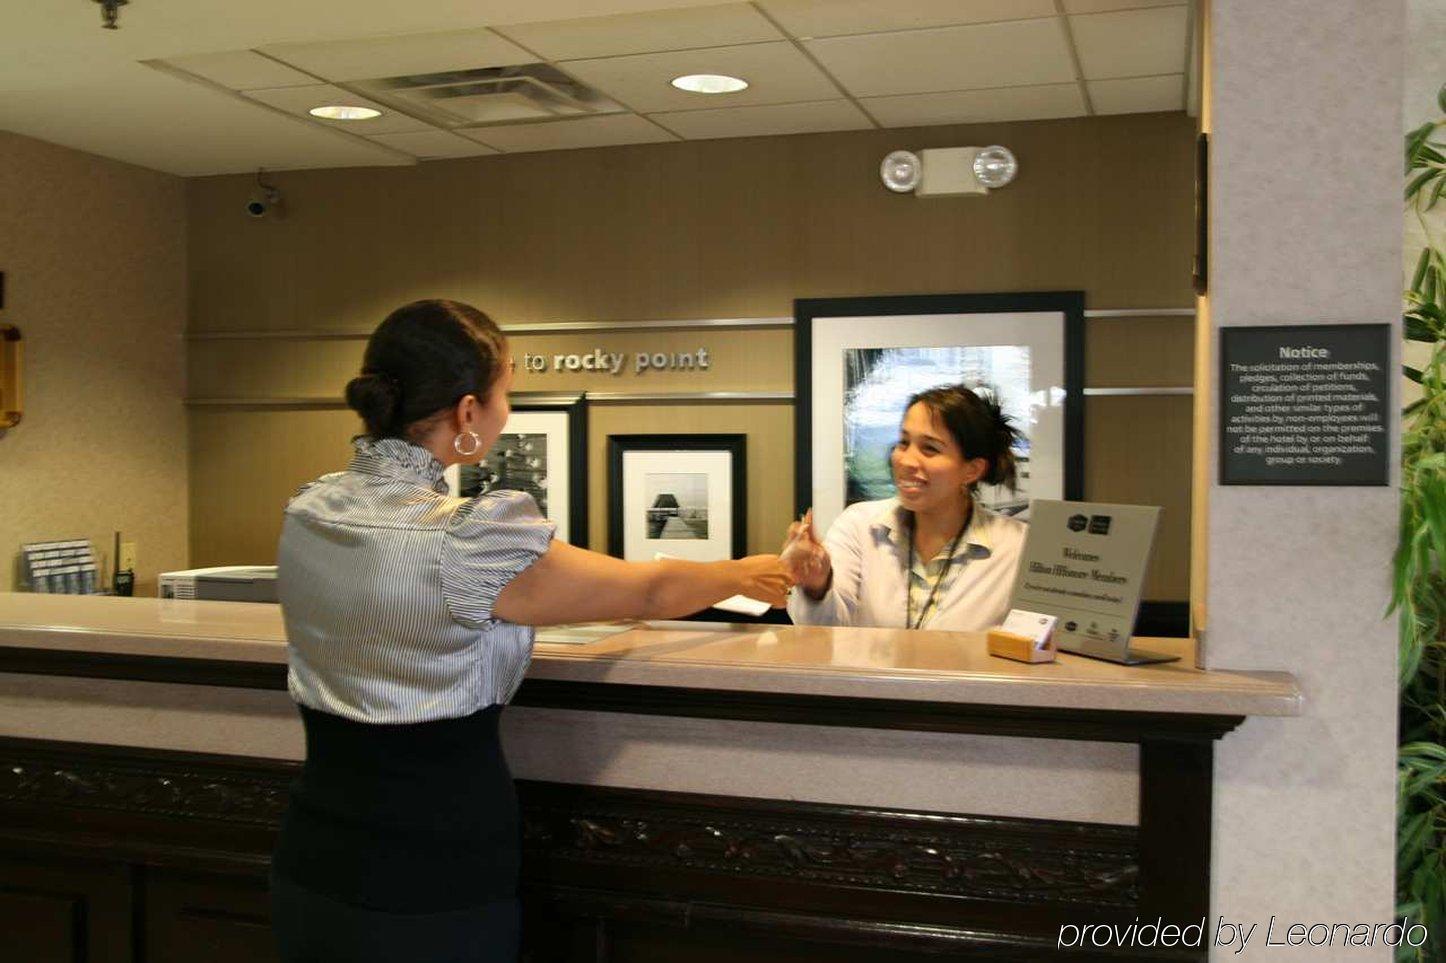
[492,540,791,626]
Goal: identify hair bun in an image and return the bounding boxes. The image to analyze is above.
[344,371,400,433]
[349,300,506,441]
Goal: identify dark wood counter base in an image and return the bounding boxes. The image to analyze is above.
[0,735,1212,962]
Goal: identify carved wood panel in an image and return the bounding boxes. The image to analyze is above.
[521,785,1137,908]
[0,736,1162,960]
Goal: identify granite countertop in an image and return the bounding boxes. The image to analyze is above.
[0,593,1301,716]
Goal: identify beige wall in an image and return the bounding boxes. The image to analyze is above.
[0,131,188,596]
[186,112,1197,597]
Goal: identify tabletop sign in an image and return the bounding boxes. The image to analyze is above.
[1220,324,1390,485]
[1007,500,1173,665]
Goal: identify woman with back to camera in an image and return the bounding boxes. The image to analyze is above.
[783,384,1026,631]
[270,299,791,963]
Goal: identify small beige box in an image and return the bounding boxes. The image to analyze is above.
[986,627,1056,664]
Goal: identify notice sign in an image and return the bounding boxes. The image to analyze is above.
[1220,324,1390,485]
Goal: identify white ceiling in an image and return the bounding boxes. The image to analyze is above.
[0,0,1195,176]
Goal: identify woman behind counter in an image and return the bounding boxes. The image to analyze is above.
[271,299,790,963]
[784,384,1026,632]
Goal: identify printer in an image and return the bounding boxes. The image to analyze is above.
[158,566,278,603]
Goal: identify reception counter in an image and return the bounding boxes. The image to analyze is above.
[0,594,1299,961]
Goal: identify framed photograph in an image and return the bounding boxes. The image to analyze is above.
[445,394,588,546]
[608,434,746,562]
[795,292,1084,535]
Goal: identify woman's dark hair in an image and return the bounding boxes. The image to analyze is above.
[344,299,506,440]
[902,384,1020,491]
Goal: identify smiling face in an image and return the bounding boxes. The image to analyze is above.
[890,402,988,514]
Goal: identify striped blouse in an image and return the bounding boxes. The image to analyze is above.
[276,436,556,724]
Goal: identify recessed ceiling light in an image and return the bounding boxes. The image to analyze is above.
[308,105,382,121]
[670,74,748,95]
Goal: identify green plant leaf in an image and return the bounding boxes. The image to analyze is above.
[1405,303,1445,340]
[1401,811,1433,862]
[1407,168,1437,201]
[1424,492,1446,566]
[1413,247,1433,292]
[1406,317,1438,343]
[1413,450,1446,469]
[1393,512,1417,615]
[1401,741,1446,760]
[1409,122,1436,173]
[1410,298,1446,324]
[1398,89,1446,953]
[1410,300,1446,327]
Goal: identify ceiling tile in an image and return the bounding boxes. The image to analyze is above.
[1069,6,1189,80]
[757,0,1056,38]
[806,19,1075,98]
[242,84,435,135]
[364,130,499,158]
[0,65,407,176]
[458,114,677,152]
[1062,0,1184,13]
[498,4,782,60]
[161,51,318,90]
[559,42,838,113]
[650,99,871,140]
[1087,74,1183,114]
[863,83,1086,127]
[259,28,534,82]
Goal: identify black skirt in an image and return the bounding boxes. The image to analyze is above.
[272,703,519,913]
[270,871,519,963]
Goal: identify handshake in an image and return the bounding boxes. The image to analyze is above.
[778,508,833,599]
[730,509,834,609]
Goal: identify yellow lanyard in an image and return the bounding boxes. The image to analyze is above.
[906,524,967,630]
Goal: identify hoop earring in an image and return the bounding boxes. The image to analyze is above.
[453,430,482,457]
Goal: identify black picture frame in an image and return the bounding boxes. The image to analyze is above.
[608,434,747,561]
[452,393,588,547]
[793,291,1086,519]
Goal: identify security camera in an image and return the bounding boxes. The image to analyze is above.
[246,186,283,219]
[246,170,284,219]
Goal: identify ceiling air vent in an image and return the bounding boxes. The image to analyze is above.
[351,64,624,128]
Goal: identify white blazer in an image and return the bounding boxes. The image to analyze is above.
[787,498,1027,631]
